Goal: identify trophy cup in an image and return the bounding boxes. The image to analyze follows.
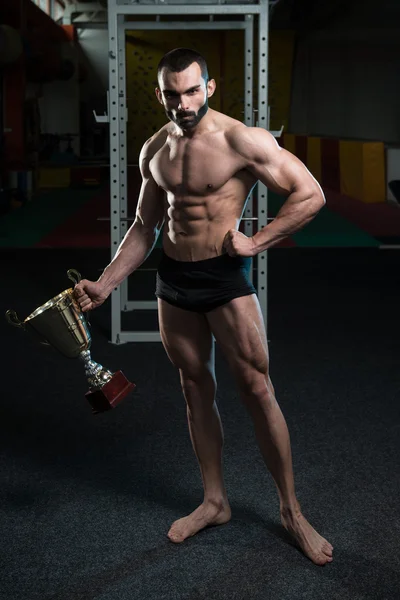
[5,269,135,414]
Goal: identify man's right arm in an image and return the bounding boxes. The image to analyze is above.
[96,139,165,296]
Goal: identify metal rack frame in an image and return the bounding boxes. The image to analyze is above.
[107,0,270,344]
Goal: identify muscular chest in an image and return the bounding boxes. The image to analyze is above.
[150,134,243,196]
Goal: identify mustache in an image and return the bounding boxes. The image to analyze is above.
[176,112,196,118]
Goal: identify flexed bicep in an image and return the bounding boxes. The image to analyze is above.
[229,126,323,199]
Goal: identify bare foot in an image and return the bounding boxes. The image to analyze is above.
[281,508,334,566]
[168,500,231,543]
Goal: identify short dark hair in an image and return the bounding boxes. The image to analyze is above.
[157,48,209,84]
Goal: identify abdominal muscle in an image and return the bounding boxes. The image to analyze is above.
[161,191,245,262]
[162,219,236,262]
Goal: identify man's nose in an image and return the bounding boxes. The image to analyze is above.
[178,98,189,111]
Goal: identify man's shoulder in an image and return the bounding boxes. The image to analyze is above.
[224,122,278,162]
[224,120,274,144]
[141,124,170,158]
[138,125,171,177]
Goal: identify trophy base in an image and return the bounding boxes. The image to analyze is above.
[85,370,136,415]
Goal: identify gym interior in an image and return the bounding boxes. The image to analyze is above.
[1,1,399,598]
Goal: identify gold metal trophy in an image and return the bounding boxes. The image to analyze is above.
[5,269,135,414]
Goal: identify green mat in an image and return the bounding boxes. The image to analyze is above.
[0,189,95,248]
[267,193,380,247]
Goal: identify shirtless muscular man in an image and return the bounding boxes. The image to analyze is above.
[75,48,333,566]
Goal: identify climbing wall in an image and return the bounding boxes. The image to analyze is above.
[125,29,294,161]
[220,31,245,122]
[268,30,295,132]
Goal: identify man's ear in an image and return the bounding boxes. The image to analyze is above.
[155,88,164,105]
[207,79,216,98]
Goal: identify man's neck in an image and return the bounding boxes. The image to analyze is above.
[176,109,216,138]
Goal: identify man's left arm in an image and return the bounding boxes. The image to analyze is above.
[229,126,326,254]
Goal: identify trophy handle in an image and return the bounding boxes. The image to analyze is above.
[5,309,50,345]
[5,310,25,329]
[67,268,91,326]
[67,269,82,285]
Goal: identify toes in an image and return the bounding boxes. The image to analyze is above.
[167,525,183,543]
[167,531,184,543]
[316,554,333,566]
[322,546,334,563]
[312,542,334,565]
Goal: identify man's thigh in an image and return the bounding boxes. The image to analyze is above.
[158,298,215,375]
[205,294,269,376]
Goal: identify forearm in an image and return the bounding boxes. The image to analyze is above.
[97,222,158,294]
[252,191,325,253]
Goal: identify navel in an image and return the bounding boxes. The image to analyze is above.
[207,184,213,189]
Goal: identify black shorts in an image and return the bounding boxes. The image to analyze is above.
[155,250,257,313]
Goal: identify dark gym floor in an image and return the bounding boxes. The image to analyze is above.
[1,247,399,600]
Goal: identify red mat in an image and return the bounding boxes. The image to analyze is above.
[35,188,111,248]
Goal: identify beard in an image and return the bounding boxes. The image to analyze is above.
[166,99,209,130]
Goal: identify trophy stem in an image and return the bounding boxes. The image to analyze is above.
[78,349,113,391]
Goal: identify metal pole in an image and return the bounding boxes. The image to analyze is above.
[257,0,269,329]
[113,5,262,15]
[108,1,123,344]
[243,15,254,283]
[118,19,130,315]
[123,21,249,31]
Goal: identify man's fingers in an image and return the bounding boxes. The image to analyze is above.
[79,298,92,312]
[74,284,85,297]
[74,286,91,310]
[72,280,98,312]
[223,230,233,250]
[75,290,87,303]
[223,230,236,256]
[74,279,91,296]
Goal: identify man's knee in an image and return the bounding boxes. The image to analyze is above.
[180,367,216,391]
[235,362,273,401]
[179,368,217,415]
